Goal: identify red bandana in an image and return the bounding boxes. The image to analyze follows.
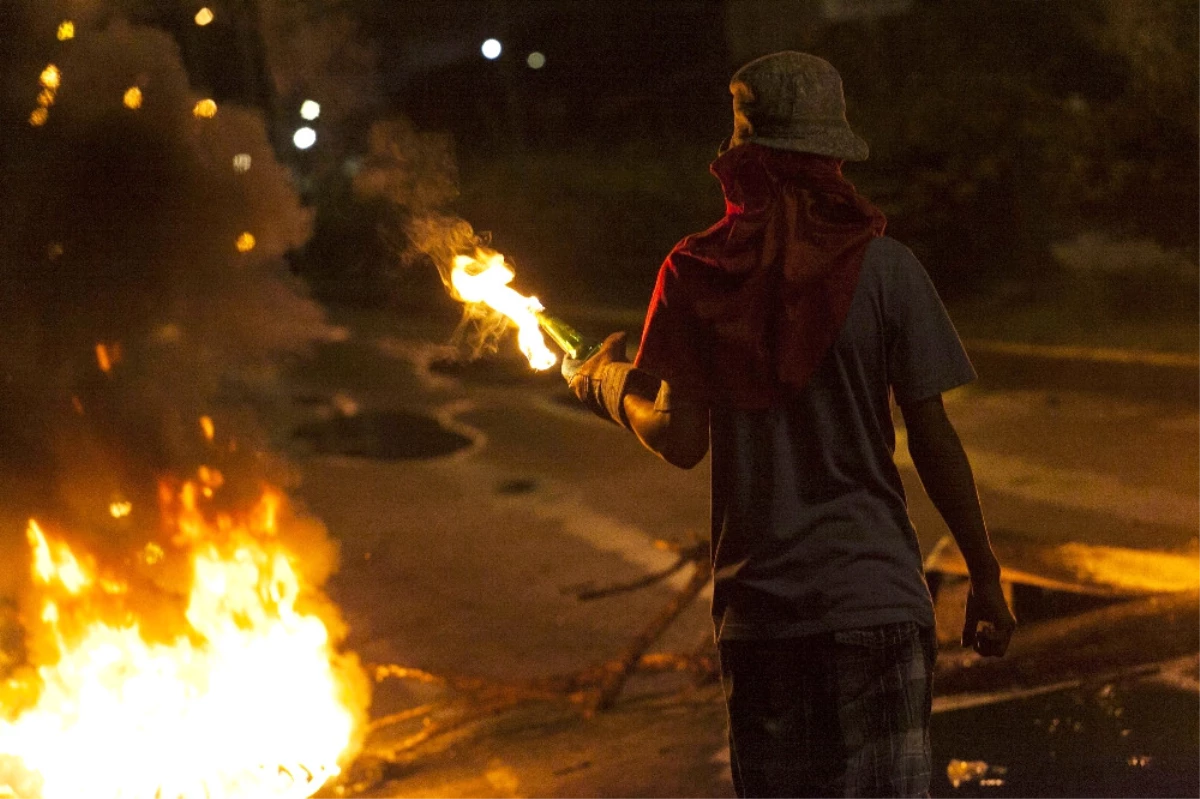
[646,144,886,408]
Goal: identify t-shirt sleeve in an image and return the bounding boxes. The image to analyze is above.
[885,243,977,405]
[634,254,709,407]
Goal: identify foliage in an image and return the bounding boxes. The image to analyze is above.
[817,0,1198,296]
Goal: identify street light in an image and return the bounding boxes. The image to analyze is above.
[299,100,320,121]
[292,127,317,150]
[526,51,546,69]
[481,38,502,60]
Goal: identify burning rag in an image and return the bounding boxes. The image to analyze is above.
[636,143,886,409]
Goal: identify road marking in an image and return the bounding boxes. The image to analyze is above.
[895,429,1197,529]
[374,335,461,391]
[965,339,1199,369]
[517,487,708,595]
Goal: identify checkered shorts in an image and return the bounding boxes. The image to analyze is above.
[719,622,936,798]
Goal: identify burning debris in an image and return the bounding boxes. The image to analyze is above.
[0,481,368,799]
[0,11,366,798]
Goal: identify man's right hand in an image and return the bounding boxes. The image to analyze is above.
[962,576,1016,657]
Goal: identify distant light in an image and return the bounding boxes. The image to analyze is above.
[299,99,321,120]
[123,87,143,109]
[95,343,118,373]
[57,21,75,41]
[195,7,214,26]
[192,98,217,118]
[232,153,252,173]
[29,107,48,127]
[292,126,317,149]
[481,38,502,59]
[37,89,55,107]
[39,64,61,90]
[235,232,256,253]
[526,51,546,69]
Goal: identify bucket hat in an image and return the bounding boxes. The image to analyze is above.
[726,51,869,161]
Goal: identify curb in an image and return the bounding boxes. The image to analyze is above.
[965,340,1197,405]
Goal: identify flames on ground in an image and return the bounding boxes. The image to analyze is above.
[0,471,369,799]
[0,13,368,797]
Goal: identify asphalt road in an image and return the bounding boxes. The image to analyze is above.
[280,310,1197,797]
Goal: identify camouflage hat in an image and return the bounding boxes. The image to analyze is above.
[727,51,869,161]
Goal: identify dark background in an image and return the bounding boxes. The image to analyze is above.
[3,0,1198,326]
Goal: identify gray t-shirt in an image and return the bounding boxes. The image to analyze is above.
[708,236,976,640]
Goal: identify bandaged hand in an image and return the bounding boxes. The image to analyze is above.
[562,332,644,428]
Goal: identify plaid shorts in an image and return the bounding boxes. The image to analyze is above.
[719,622,936,798]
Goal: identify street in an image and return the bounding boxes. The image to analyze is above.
[279,311,1198,797]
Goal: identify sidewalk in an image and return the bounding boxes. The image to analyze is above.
[964,339,1197,407]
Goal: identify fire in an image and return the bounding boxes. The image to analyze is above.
[193,99,218,119]
[448,248,557,370]
[38,66,60,91]
[94,342,121,373]
[0,480,367,799]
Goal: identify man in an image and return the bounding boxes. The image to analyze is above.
[563,52,1016,797]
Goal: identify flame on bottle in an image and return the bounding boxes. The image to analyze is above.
[448,248,557,371]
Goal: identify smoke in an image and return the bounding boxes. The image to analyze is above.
[0,15,344,634]
[353,119,537,362]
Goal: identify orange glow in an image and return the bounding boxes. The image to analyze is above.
[449,248,556,370]
[200,415,215,442]
[235,232,256,252]
[1056,543,1200,594]
[0,485,367,799]
[27,520,91,595]
[94,342,120,373]
[193,98,218,119]
[37,89,55,107]
[39,65,61,90]
[109,500,133,519]
[29,107,48,127]
[195,7,215,26]
[123,86,143,109]
[56,21,75,41]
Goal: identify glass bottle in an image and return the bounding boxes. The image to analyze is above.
[536,313,602,361]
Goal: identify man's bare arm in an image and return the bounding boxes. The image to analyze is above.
[900,393,1016,656]
[623,382,709,469]
[564,332,709,469]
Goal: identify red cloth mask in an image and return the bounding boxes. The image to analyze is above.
[648,143,886,408]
